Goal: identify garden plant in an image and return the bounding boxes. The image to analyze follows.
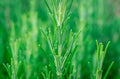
[0,0,119,79]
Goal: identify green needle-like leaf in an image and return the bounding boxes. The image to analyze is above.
[103,61,114,79]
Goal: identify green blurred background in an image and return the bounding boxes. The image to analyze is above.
[0,0,120,79]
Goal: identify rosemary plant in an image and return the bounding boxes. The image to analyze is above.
[95,41,114,79]
[41,0,79,78]
[3,23,21,79]
[4,1,39,78]
[2,0,116,79]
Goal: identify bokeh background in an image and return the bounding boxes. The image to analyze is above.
[0,0,120,79]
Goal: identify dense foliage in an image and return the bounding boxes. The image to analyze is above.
[0,0,120,79]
